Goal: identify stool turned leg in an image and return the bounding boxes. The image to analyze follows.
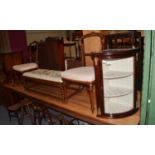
[62,81,67,103]
[86,84,94,113]
[60,83,66,102]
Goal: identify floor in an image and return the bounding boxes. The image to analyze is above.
[0,104,32,125]
[0,103,89,125]
[0,73,88,125]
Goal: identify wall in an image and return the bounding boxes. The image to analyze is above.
[0,31,10,53]
[26,30,78,59]
[8,30,28,62]
[26,30,66,44]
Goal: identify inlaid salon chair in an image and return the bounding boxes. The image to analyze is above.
[61,32,104,113]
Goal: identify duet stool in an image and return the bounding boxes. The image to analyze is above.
[23,69,65,101]
[61,66,95,113]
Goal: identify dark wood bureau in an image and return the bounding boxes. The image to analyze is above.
[38,37,65,71]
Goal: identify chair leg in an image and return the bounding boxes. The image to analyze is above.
[44,109,54,125]
[86,84,94,113]
[8,111,11,122]
[33,110,37,125]
[19,106,25,125]
[38,112,42,125]
[16,112,21,125]
[25,103,35,125]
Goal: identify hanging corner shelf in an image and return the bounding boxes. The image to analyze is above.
[92,48,140,118]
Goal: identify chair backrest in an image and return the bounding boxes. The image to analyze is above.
[28,41,39,63]
[1,51,23,74]
[72,30,83,41]
[79,32,104,66]
[0,51,23,83]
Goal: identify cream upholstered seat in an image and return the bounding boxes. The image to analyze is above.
[61,67,95,82]
[13,63,38,72]
[61,66,95,113]
[23,69,62,83]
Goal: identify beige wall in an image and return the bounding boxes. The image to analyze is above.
[26,30,66,45]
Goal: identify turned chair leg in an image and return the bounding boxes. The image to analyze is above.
[16,112,20,125]
[19,106,25,125]
[25,103,35,125]
[8,111,11,122]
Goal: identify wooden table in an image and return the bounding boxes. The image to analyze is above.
[3,83,140,125]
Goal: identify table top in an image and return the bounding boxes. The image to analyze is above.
[3,83,140,125]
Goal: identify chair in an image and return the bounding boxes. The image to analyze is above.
[28,41,39,64]
[61,32,104,113]
[7,102,21,124]
[3,88,34,124]
[12,41,39,83]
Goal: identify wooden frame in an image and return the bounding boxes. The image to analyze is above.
[23,71,82,102]
[23,74,65,101]
[62,77,95,113]
[91,48,140,118]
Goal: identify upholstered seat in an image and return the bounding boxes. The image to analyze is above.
[61,66,95,82]
[61,66,95,113]
[13,63,38,72]
[23,69,62,83]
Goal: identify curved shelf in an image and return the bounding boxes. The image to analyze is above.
[104,87,132,98]
[104,70,133,79]
[105,101,133,114]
